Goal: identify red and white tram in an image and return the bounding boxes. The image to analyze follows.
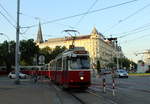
[48,47,91,89]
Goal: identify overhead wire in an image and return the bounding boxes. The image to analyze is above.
[20,35,28,40]
[0,2,16,23]
[0,10,16,29]
[75,0,99,27]
[121,33,150,44]
[20,13,76,36]
[20,13,76,29]
[111,22,150,38]
[116,24,150,46]
[0,3,30,40]
[22,0,139,29]
[103,2,150,34]
[115,22,150,35]
[118,26,150,38]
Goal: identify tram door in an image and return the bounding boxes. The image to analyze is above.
[62,57,69,84]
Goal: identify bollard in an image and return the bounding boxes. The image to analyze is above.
[103,78,106,93]
[112,78,115,96]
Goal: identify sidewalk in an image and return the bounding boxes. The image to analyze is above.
[0,76,56,104]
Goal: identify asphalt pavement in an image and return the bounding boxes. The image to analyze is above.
[0,76,57,104]
[1,74,150,104]
[91,74,150,104]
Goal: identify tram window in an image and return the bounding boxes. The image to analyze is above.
[63,57,68,70]
[57,58,62,70]
[51,63,53,70]
[41,67,44,70]
[52,62,55,70]
[44,64,48,70]
[70,56,90,69]
[51,64,54,70]
[63,58,65,70]
[54,63,57,70]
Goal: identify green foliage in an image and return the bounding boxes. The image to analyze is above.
[113,57,137,70]
[0,39,67,68]
[39,46,52,64]
[146,65,150,73]
[49,46,66,61]
[0,41,16,71]
[20,59,28,66]
[138,60,144,63]
[40,46,52,54]
[107,62,115,68]
[20,39,39,65]
[0,39,68,71]
[39,46,67,64]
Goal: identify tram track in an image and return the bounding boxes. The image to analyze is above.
[48,82,63,104]
[66,87,119,104]
[86,89,118,104]
[48,78,119,104]
[51,81,118,104]
[68,91,86,104]
[50,81,86,104]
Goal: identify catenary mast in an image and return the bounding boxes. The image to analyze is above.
[15,0,20,84]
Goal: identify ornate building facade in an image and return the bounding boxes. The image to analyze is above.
[36,25,124,68]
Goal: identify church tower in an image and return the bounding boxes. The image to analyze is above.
[36,22,44,44]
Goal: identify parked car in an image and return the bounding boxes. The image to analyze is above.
[8,71,27,79]
[114,69,128,78]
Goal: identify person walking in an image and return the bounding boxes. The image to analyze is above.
[33,72,38,83]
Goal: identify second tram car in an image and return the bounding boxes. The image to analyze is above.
[48,47,91,89]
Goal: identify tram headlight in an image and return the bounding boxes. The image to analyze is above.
[80,76,84,80]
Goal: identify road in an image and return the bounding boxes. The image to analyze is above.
[0,76,56,104]
[91,75,150,104]
[0,76,84,104]
[0,75,150,104]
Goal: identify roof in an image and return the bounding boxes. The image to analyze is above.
[46,35,91,43]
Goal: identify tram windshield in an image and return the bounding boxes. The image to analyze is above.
[70,56,90,69]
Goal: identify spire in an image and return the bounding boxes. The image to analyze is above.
[36,22,43,44]
[91,26,99,35]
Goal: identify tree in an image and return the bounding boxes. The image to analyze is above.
[49,46,66,61]
[0,39,67,68]
[107,62,116,69]
[39,46,67,64]
[39,46,52,64]
[113,57,137,71]
[20,39,39,65]
[0,41,15,71]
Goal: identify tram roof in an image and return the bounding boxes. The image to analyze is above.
[56,47,88,58]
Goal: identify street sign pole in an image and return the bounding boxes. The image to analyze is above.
[15,0,20,84]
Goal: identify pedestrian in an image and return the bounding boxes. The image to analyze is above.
[33,73,38,83]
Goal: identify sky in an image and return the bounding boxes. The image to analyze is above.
[0,0,150,63]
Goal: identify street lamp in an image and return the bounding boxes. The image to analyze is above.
[0,33,10,53]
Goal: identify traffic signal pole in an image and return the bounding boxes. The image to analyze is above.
[107,37,119,69]
[15,0,20,84]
